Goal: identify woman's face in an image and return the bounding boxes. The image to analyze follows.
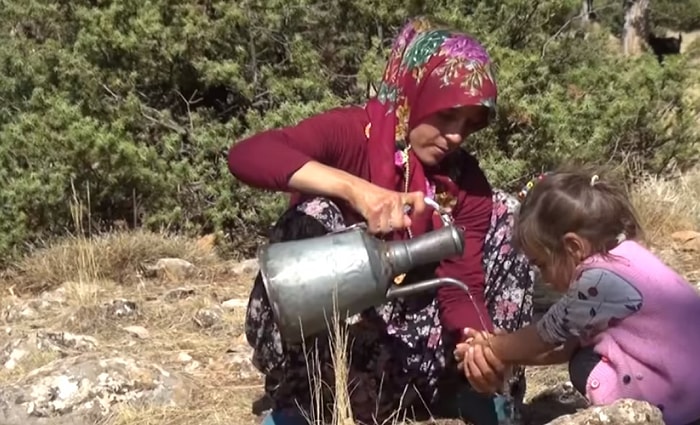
[408,105,489,166]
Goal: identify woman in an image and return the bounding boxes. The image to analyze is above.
[228,17,535,425]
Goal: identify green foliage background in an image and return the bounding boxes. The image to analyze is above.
[0,0,698,261]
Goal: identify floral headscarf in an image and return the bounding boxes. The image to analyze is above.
[365,17,498,237]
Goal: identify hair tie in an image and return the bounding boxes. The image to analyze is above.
[518,172,550,201]
[590,175,599,187]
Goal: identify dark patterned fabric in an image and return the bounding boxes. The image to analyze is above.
[246,191,535,424]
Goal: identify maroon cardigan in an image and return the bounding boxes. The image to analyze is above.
[228,106,494,338]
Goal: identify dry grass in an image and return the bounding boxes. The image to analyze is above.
[631,170,700,245]
[1,230,223,295]
[326,300,354,425]
[1,171,699,425]
[0,180,225,296]
[630,169,700,280]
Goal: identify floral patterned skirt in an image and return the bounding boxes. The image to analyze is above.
[245,191,535,424]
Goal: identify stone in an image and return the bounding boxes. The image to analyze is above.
[193,308,221,329]
[162,287,196,302]
[0,354,189,425]
[40,284,67,303]
[221,298,247,310]
[545,398,664,425]
[142,258,195,279]
[523,382,590,424]
[1,331,98,370]
[3,347,28,370]
[184,360,201,374]
[101,299,138,319]
[216,334,261,382]
[671,230,700,252]
[176,352,192,363]
[122,326,150,339]
[231,258,258,275]
[1,289,65,323]
[18,306,38,319]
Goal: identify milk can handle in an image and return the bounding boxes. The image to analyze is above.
[328,196,449,235]
[328,222,368,235]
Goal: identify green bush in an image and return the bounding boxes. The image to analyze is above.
[0,0,698,262]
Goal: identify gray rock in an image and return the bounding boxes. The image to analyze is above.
[221,298,247,310]
[2,294,64,323]
[162,287,196,302]
[101,299,138,319]
[523,382,671,425]
[545,398,664,425]
[122,325,150,339]
[0,354,189,425]
[231,258,258,275]
[193,308,221,329]
[142,258,195,279]
[1,331,98,370]
[219,334,261,382]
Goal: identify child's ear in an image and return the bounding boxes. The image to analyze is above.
[562,232,587,261]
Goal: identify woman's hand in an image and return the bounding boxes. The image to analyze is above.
[349,180,427,234]
[462,328,507,394]
[286,161,427,234]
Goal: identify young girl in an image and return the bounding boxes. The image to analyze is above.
[457,166,700,425]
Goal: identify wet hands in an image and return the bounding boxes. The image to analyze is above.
[454,328,508,395]
[350,181,427,234]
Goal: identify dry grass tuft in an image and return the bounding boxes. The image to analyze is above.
[630,169,700,246]
[1,185,226,295]
[3,230,223,295]
[328,298,354,425]
[629,169,700,280]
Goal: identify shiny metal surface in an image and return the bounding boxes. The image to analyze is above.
[386,277,489,331]
[258,225,468,343]
[387,225,464,273]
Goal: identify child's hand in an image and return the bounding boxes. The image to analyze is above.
[466,328,493,347]
[454,342,469,364]
[462,328,507,394]
[464,343,504,394]
[454,328,492,367]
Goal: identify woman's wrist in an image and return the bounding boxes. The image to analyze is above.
[336,172,362,204]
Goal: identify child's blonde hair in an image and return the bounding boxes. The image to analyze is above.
[514,164,643,267]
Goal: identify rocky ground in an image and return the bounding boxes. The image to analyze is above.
[1,236,697,425]
[0,173,698,425]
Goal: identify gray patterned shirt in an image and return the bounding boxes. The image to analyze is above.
[536,267,645,345]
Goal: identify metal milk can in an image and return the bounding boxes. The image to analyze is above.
[257,223,473,343]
